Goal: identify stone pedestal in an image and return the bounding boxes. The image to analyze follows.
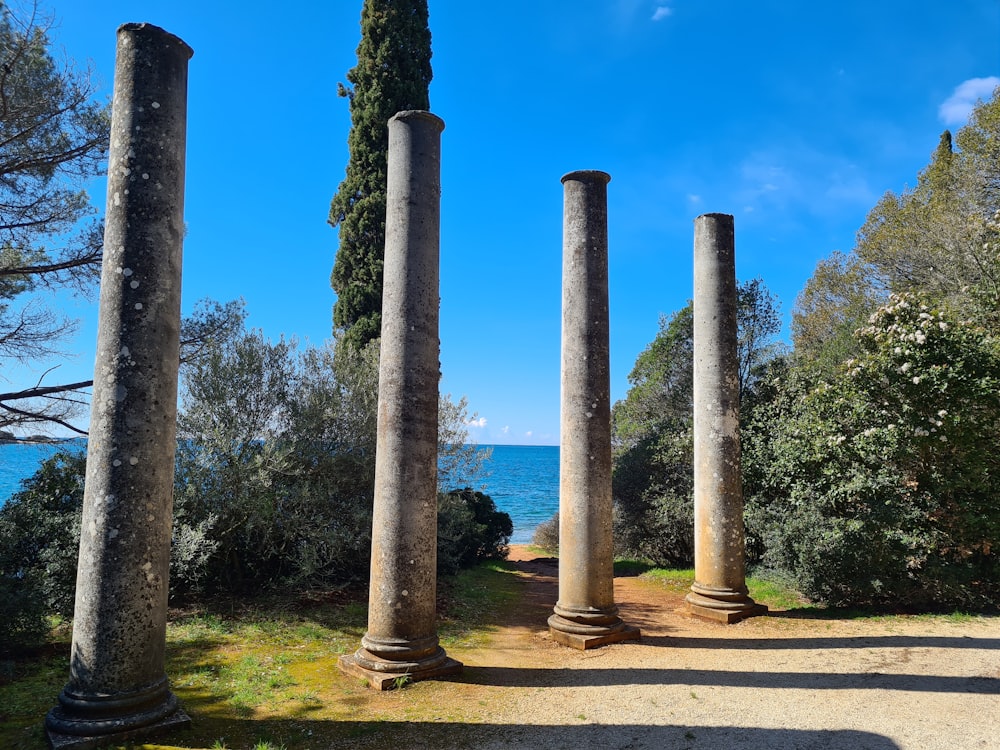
[338,111,461,690]
[548,170,640,650]
[46,24,193,749]
[686,213,766,624]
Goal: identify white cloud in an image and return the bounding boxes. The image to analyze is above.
[465,416,487,429]
[687,193,702,205]
[651,6,672,21]
[736,147,876,219]
[525,431,533,438]
[939,77,1000,126]
[501,425,510,435]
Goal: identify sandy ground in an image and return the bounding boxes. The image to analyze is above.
[424,546,1000,750]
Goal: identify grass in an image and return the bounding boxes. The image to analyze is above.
[0,559,524,750]
[636,565,999,621]
[437,559,521,649]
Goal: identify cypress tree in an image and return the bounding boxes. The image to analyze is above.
[329,0,432,350]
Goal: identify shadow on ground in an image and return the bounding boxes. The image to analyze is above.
[176,719,903,750]
[462,664,999,693]
[10,719,903,750]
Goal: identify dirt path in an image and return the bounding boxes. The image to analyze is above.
[425,546,1000,750]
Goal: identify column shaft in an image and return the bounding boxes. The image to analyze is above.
[46,23,193,749]
[548,170,639,649]
[338,110,461,689]
[686,213,766,623]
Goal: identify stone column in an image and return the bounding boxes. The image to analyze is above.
[338,110,461,690]
[46,24,193,750]
[548,170,640,650]
[685,213,766,624]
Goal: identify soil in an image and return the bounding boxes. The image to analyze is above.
[406,545,1000,750]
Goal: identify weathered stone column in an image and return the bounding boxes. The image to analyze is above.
[685,213,766,624]
[46,24,192,750]
[548,170,640,650]
[338,110,461,689]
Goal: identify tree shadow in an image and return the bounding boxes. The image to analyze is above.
[653,634,1000,651]
[463,664,999,694]
[145,717,906,750]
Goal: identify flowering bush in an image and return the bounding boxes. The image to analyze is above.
[746,294,1000,608]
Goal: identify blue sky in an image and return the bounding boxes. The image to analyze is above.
[13,0,1000,445]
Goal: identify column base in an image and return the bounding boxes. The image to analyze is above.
[548,603,641,651]
[45,678,190,750]
[338,651,463,690]
[686,585,768,624]
[337,632,462,690]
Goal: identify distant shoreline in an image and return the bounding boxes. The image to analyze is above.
[0,436,78,445]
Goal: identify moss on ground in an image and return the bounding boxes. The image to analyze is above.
[0,560,523,750]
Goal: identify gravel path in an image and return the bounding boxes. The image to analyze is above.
[431,547,1000,750]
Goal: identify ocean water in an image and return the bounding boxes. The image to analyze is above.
[0,440,86,504]
[468,444,559,544]
[0,442,559,545]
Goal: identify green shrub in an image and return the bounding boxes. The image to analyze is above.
[437,488,512,576]
[747,296,1000,609]
[531,512,559,553]
[612,430,695,567]
[0,450,85,651]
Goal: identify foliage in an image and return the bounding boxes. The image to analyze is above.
[329,0,433,351]
[2,318,495,642]
[0,1,111,433]
[173,316,489,592]
[437,487,512,576]
[0,449,84,651]
[612,304,694,450]
[531,512,559,553]
[611,280,782,567]
[173,329,382,592]
[438,393,491,487]
[746,295,1000,608]
[794,89,1000,376]
[791,250,885,376]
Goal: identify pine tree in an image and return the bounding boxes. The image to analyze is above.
[329,0,432,351]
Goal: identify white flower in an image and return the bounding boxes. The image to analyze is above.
[912,376,921,384]
[938,409,948,417]
[939,322,949,331]
[914,331,926,344]
[940,435,948,442]
[900,362,912,373]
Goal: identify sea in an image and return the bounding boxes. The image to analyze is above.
[0,442,558,545]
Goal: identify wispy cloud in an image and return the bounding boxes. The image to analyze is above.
[939,76,1000,125]
[735,146,876,222]
[501,425,510,435]
[651,6,673,21]
[465,416,487,429]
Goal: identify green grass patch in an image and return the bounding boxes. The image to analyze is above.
[639,567,696,592]
[746,573,811,611]
[438,559,522,648]
[0,560,526,749]
[613,558,656,577]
